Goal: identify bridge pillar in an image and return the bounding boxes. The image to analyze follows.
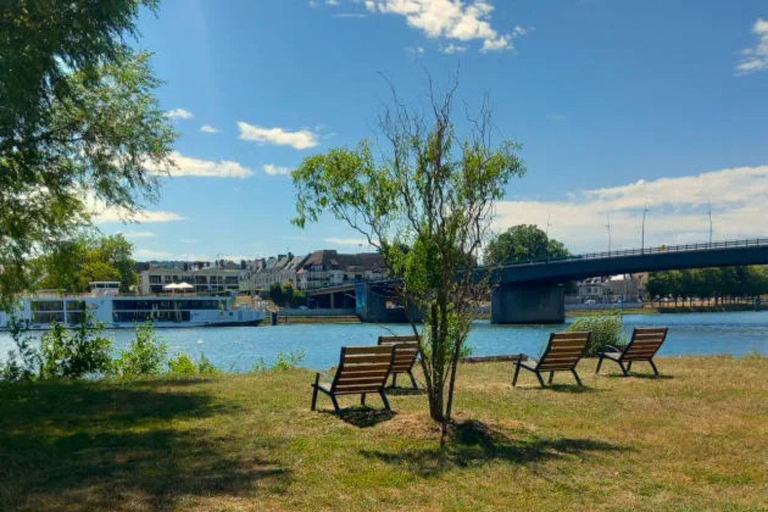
[491,283,565,324]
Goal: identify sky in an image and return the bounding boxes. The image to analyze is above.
[95,0,768,261]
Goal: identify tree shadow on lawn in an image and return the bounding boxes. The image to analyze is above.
[0,381,290,512]
[361,419,628,478]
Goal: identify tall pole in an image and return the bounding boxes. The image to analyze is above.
[641,204,649,253]
[708,203,713,245]
[605,215,612,253]
[545,214,552,238]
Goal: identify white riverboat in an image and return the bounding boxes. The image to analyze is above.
[0,282,265,330]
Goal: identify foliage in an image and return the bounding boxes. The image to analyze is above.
[646,266,768,305]
[269,282,307,308]
[292,81,525,435]
[0,316,40,383]
[115,321,168,378]
[168,353,221,377]
[167,353,198,375]
[567,314,628,357]
[35,234,139,293]
[484,224,570,266]
[268,283,283,306]
[0,1,175,302]
[252,350,306,373]
[38,315,113,379]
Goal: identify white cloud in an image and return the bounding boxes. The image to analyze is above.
[165,108,194,120]
[364,0,523,52]
[134,249,211,261]
[237,122,319,150]
[493,165,768,254]
[147,151,253,178]
[95,208,186,224]
[441,43,467,54]
[324,237,373,247]
[120,230,156,239]
[263,164,292,176]
[407,45,425,55]
[737,18,768,75]
[200,125,220,133]
[134,249,251,262]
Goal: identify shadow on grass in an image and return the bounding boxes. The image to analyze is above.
[0,380,289,512]
[361,419,627,477]
[603,373,674,380]
[385,387,427,396]
[320,406,397,428]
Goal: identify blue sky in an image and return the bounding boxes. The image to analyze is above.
[96,0,768,260]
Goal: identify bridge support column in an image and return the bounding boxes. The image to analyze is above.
[491,283,565,324]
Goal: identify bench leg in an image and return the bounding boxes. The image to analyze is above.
[571,369,583,386]
[330,394,341,414]
[311,373,320,411]
[618,361,629,376]
[392,373,398,388]
[649,359,660,376]
[548,371,554,385]
[408,371,418,389]
[379,390,391,411]
[596,355,604,374]
[512,361,522,387]
[361,393,366,406]
[535,371,546,388]
[626,361,633,373]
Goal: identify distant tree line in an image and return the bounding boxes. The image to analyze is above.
[645,266,768,306]
[31,234,138,294]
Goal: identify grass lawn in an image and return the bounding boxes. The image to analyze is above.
[2,356,767,511]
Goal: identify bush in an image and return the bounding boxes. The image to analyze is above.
[252,350,306,373]
[0,316,40,383]
[39,315,113,379]
[567,314,628,356]
[168,352,220,376]
[115,321,167,378]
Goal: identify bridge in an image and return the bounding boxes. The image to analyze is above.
[304,239,768,324]
[491,238,768,323]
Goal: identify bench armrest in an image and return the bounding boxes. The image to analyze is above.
[603,344,623,353]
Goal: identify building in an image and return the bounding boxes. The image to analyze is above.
[140,266,246,295]
[295,250,386,291]
[243,249,387,293]
[568,273,646,304]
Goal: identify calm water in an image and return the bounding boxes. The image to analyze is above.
[1,311,767,371]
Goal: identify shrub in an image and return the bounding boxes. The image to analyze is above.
[567,314,628,357]
[253,349,306,373]
[39,315,113,379]
[115,321,167,378]
[167,352,220,376]
[0,316,40,383]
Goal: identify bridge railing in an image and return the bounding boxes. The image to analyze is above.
[497,238,768,268]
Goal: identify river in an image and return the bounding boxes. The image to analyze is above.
[1,311,767,371]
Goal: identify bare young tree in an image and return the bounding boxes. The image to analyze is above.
[292,81,525,441]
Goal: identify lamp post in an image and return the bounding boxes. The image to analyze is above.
[641,204,649,253]
[708,203,713,245]
[605,215,612,253]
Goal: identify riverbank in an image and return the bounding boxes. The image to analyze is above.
[2,356,766,512]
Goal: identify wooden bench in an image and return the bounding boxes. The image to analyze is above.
[311,345,395,414]
[513,331,591,387]
[378,335,420,389]
[596,327,668,376]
